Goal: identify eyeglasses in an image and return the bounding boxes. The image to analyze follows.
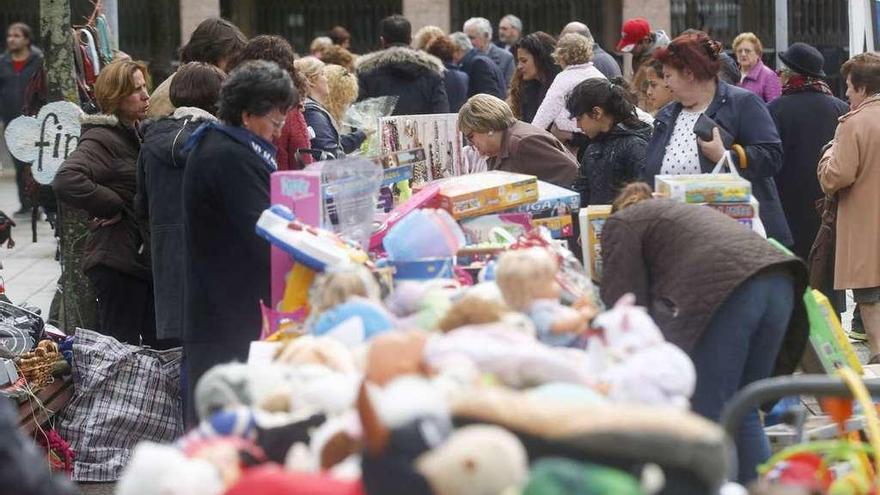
[266,115,286,130]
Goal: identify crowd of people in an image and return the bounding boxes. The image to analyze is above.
[3,9,880,490]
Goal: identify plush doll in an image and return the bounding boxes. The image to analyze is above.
[309,267,381,318]
[116,442,225,495]
[588,294,696,408]
[414,424,529,495]
[436,293,506,333]
[275,334,357,374]
[384,280,456,331]
[522,457,645,495]
[495,247,598,348]
[358,377,452,495]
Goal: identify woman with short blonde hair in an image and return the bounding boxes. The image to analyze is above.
[531,32,606,135]
[323,64,359,124]
[296,57,366,157]
[457,94,578,187]
[412,25,445,51]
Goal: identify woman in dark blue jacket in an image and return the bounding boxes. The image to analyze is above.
[136,62,226,343]
[426,35,470,112]
[642,31,792,246]
[296,57,366,158]
[182,60,296,425]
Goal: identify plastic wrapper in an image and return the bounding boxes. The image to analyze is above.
[342,96,398,156]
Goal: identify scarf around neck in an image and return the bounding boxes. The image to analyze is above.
[782,73,833,96]
[183,121,278,171]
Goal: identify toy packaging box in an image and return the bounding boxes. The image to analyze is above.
[430,171,539,219]
[504,180,580,238]
[459,212,533,244]
[702,195,759,219]
[579,205,612,282]
[270,170,325,308]
[655,174,751,203]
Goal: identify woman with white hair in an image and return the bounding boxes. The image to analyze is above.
[531,33,606,132]
[457,93,578,187]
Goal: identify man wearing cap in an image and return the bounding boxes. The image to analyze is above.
[769,43,848,263]
[616,18,669,82]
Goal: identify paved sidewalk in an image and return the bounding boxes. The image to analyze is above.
[0,169,60,316]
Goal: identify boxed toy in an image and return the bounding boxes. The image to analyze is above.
[431,171,539,219]
[702,195,759,219]
[579,205,612,282]
[459,212,533,244]
[504,180,580,238]
[270,170,325,308]
[655,174,751,203]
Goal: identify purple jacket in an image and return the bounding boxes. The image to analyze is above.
[739,60,781,103]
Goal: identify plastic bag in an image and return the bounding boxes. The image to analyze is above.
[343,96,398,156]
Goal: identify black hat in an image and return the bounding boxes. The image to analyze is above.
[779,42,826,78]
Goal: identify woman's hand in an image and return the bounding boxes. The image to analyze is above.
[94,213,122,228]
[697,127,727,164]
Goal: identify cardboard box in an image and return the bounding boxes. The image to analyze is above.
[270,170,324,309]
[432,171,539,219]
[579,205,612,282]
[655,174,751,203]
[505,180,580,238]
[460,212,533,244]
[702,195,759,219]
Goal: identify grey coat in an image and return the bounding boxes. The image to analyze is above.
[486,43,515,90]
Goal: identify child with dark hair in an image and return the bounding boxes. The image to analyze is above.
[565,78,652,205]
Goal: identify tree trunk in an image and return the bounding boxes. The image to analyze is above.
[40,0,98,333]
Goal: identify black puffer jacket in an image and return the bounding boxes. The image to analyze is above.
[573,120,652,206]
[356,44,449,115]
[135,106,216,340]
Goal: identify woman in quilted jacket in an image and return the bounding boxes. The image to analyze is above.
[600,183,808,483]
[54,60,154,346]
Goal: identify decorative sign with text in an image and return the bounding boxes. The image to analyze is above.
[4,101,83,184]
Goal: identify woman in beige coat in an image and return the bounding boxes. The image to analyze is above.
[818,52,880,360]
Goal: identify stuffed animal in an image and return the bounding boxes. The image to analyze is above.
[587,294,696,408]
[384,280,456,331]
[310,298,396,345]
[415,424,528,495]
[365,330,431,387]
[275,334,357,374]
[358,377,452,495]
[437,293,506,333]
[116,442,225,495]
[495,247,597,348]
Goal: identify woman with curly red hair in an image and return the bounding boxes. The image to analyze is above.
[642,31,792,246]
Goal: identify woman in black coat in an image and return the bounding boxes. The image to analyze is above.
[768,43,849,261]
[136,62,226,344]
[565,78,652,206]
[181,60,296,425]
[426,35,470,112]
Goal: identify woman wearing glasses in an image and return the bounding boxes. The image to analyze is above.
[733,32,782,103]
[457,93,578,187]
[181,60,296,425]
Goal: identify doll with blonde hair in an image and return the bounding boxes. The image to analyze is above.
[495,247,597,347]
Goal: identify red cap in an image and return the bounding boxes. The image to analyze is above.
[617,18,652,52]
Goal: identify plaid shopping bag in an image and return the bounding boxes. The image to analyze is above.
[57,329,183,481]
